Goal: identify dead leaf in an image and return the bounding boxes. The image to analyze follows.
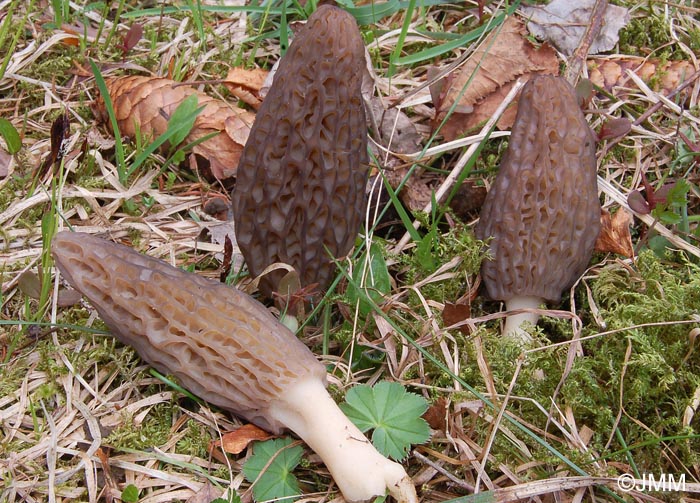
[20,270,84,307]
[202,196,230,220]
[368,97,423,168]
[575,78,595,108]
[185,483,224,503]
[57,289,83,307]
[220,234,233,283]
[597,117,632,141]
[448,180,487,221]
[36,111,70,178]
[211,424,274,455]
[433,16,558,140]
[223,67,269,109]
[588,58,696,102]
[595,208,634,258]
[93,76,255,180]
[383,167,439,212]
[443,301,472,335]
[423,396,448,431]
[18,271,41,299]
[522,0,630,56]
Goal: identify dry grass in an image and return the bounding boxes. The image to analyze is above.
[2,1,700,502]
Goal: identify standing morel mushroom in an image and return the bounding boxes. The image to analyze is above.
[232,4,368,298]
[51,232,417,503]
[475,75,601,341]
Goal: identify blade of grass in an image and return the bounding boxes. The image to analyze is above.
[0,0,34,81]
[184,0,206,51]
[387,0,416,77]
[90,60,127,183]
[127,104,206,179]
[395,2,519,66]
[279,0,289,55]
[103,0,127,50]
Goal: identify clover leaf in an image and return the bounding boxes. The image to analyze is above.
[340,381,430,460]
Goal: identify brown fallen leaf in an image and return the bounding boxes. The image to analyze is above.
[210,423,274,455]
[448,180,487,221]
[93,76,255,180]
[588,58,696,102]
[442,301,472,336]
[223,67,269,109]
[433,16,558,140]
[35,112,70,179]
[19,270,83,307]
[383,166,439,213]
[423,396,448,431]
[595,208,634,258]
[185,483,224,503]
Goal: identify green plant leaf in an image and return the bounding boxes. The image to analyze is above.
[242,437,303,503]
[340,381,430,460]
[347,242,391,316]
[167,93,200,148]
[0,118,21,154]
[121,484,140,503]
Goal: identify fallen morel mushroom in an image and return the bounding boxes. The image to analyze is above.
[232,4,369,298]
[475,75,601,341]
[51,232,417,503]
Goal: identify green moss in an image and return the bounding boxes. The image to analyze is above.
[175,419,212,458]
[396,221,485,305]
[618,14,673,57]
[450,251,700,477]
[106,403,175,450]
[571,251,700,468]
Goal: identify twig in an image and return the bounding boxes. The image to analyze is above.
[564,0,608,84]
[632,68,700,126]
[412,450,474,492]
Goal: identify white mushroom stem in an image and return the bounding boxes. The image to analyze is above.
[268,378,418,503]
[504,295,542,342]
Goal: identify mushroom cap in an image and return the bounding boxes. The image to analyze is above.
[475,75,601,302]
[51,231,327,434]
[232,4,369,297]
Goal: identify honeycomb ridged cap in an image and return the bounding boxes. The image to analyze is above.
[475,75,601,302]
[51,231,327,434]
[232,5,369,298]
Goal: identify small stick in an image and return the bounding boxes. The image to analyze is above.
[564,0,609,85]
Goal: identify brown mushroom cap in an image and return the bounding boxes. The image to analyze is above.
[232,4,368,297]
[475,75,601,303]
[51,231,326,434]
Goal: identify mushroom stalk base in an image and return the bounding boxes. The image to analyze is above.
[504,295,542,342]
[268,378,417,503]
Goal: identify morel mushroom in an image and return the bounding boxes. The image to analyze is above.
[475,75,600,341]
[232,4,368,298]
[51,232,416,503]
